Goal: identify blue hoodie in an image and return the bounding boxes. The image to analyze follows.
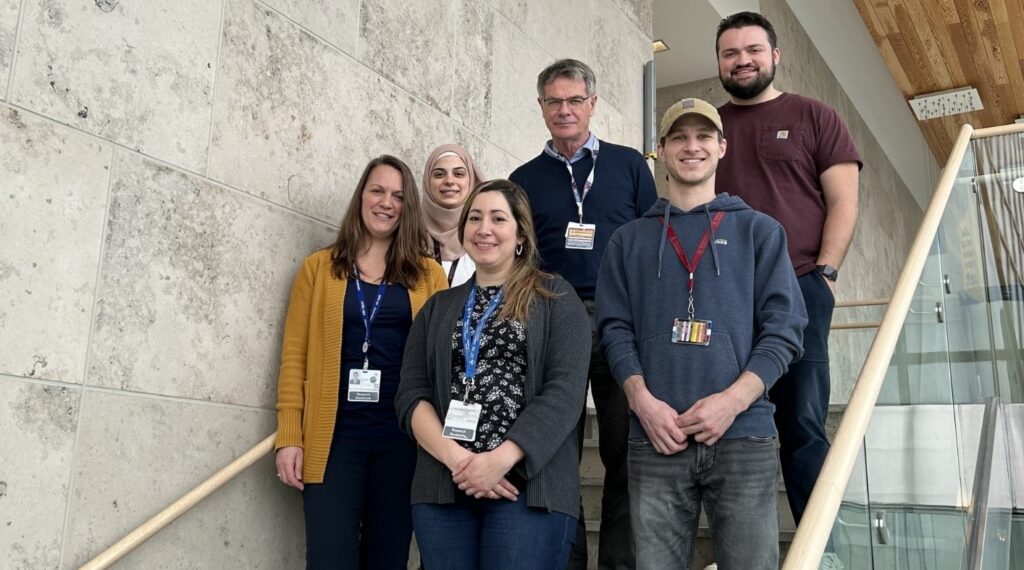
[596,194,807,440]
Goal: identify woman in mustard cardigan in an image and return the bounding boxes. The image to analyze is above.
[274,155,447,568]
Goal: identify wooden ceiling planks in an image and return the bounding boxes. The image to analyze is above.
[853,0,1024,162]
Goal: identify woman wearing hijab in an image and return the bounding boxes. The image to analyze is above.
[274,155,447,568]
[421,144,486,286]
[396,179,590,569]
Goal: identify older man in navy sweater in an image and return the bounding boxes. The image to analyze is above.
[509,58,657,570]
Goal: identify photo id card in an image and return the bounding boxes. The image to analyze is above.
[442,400,482,442]
[565,222,596,250]
[671,318,713,346]
[347,368,381,402]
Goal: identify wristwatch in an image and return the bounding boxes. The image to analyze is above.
[815,264,839,282]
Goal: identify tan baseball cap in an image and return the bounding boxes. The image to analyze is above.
[658,97,723,139]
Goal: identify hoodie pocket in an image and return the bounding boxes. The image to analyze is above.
[639,330,743,407]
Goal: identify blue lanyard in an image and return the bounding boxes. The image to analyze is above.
[353,266,388,369]
[460,284,504,398]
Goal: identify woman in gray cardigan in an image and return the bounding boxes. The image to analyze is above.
[396,179,590,570]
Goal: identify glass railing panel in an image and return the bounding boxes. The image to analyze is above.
[827,442,874,568]
[826,142,986,568]
[975,402,1013,570]
[970,133,1024,405]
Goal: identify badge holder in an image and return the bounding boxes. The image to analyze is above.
[348,353,382,402]
[443,383,482,442]
[565,221,596,250]
[671,293,713,346]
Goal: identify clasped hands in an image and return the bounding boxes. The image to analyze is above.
[447,442,522,501]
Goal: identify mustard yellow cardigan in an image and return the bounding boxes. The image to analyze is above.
[274,248,448,483]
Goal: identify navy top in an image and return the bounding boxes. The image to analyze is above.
[336,279,412,440]
[510,139,657,300]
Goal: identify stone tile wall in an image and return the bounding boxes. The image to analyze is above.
[0,0,652,566]
[654,0,924,405]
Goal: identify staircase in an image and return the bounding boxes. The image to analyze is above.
[580,406,846,569]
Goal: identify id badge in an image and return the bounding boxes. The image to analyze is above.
[671,318,713,346]
[442,399,482,442]
[565,222,596,250]
[347,368,381,402]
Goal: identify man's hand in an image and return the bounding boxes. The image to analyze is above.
[677,371,766,446]
[623,375,687,455]
[676,391,745,446]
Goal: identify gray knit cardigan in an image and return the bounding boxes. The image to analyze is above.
[395,277,590,517]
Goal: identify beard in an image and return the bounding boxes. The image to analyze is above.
[719,61,775,100]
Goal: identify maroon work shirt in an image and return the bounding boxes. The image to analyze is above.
[716,93,862,276]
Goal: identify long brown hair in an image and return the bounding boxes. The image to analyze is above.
[329,155,429,288]
[457,179,557,321]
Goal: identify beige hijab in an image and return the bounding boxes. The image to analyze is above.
[421,144,486,261]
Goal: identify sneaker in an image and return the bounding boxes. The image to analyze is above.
[819,553,846,570]
[702,564,718,570]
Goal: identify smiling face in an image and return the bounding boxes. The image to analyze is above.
[538,77,596,149]
[658,115,726,188]
[360,164,405,241]
[428,154,471,209]
[716,25,780,100]
[462,190,524,282]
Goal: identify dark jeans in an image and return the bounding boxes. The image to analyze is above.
[302,435,416,569]
[770,271,835,524]
[412,491,577,570]
[628,437,779,570]
[567,301,633,570]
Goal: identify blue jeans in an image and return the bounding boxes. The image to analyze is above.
[628,437,779,570]
[412,492,577,570]
[771,271,834,523]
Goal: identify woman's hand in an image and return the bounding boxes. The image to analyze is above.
[452,441,524,499]
[275,446,304,490]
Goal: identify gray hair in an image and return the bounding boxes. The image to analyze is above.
[536,59,597,97]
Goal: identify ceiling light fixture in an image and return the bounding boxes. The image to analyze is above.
[652,39,670,53]
[908,87,983,121]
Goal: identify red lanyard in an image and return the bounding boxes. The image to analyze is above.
[660,211,726,297]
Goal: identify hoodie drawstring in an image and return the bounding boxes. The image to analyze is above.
[705,206,721,277]
[657,201,671,279]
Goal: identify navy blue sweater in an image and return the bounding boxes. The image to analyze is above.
[596,195,807,440]
[510,140,657,300]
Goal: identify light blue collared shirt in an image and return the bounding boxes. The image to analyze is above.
[543,132,597,164]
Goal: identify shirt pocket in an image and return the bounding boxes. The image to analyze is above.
[758,125,806,162]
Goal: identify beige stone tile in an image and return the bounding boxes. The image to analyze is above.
[453,124,524,181]
[357,0,458,114]
[0,378,80,569]
[590,98,643,152]
[609,0,652,37]
[0,0,17,96]
[209,0,451,223]
[263,0,360,55]
[0,107,113,384]
[488,0,589,62]
[9,0,221,172]
[450,0,494,137]
[87,152,336,408]
[61,390,303,568]
[588,0,650,127]
[485,17,555,162]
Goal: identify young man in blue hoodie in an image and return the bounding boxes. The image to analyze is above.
[596,98,807,570]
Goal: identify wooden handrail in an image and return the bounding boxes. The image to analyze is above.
[835,298,888,308]
[782,123,976,569]
[80,433,277,569]
[831,322,881,330]
[971,123,1024,138]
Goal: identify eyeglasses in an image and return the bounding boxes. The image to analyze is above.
[541,95,594,110]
